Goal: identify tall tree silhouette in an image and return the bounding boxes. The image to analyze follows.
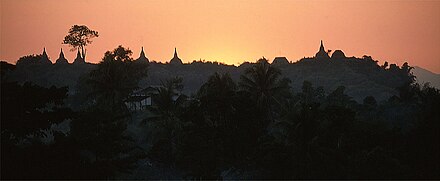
[63,25,99,61]
[82,45,148,111]
[71,45,147,179]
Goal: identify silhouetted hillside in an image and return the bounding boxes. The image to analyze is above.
[412,66,440,89]
[4,63,95,95]
[140,56,412,102]
[3,55,414,103]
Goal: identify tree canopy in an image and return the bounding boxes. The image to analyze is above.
[63,25,99,61]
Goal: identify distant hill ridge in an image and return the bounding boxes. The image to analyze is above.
[412,66,440,89]
[3,41,419,102]
[4,57,413,103]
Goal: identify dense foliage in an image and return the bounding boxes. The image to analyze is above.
[1,54,439,179]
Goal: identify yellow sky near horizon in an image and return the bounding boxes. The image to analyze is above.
[1,0,439,73]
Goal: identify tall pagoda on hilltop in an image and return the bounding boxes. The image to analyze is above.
[315,40,330,60]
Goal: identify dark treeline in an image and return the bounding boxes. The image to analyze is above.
[1,45,439,179]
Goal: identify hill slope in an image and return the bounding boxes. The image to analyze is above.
[412,66,440,89]
[4,56,414,103]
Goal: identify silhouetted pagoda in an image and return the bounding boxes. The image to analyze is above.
[315,40,330,60]
[73,49,85,64]
[135,47,149,63]
[169,48,183,65]
[272,57,289,65]
[40,48,52,64]
[55,48,69,64]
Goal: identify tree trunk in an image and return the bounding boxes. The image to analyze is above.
[81,46,86,62]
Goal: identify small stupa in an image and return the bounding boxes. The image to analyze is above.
[55,48,69,64]
[169,47,182,65]
[136,47,149,63]
[40,47,52,64]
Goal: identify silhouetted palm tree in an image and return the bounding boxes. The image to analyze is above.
[142,77,187,145]
[150,77,186,119]
[198,72,237,127]
[239,58,291,121]
[142,77,188,165]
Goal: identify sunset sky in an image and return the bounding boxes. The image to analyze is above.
[1,0,439,73]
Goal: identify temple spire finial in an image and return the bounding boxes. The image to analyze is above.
[174,47,178,57]
[140,46,145,56]
[42,47,48,57]
[60,48,64,57]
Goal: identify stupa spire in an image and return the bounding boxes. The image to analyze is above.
[320,40,325,52]
[59,48,65,58]
[174,47,178,58]
[136,46,149,63]
[140,47,145,57]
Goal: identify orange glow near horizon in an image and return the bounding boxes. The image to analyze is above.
[1,0,439,73]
